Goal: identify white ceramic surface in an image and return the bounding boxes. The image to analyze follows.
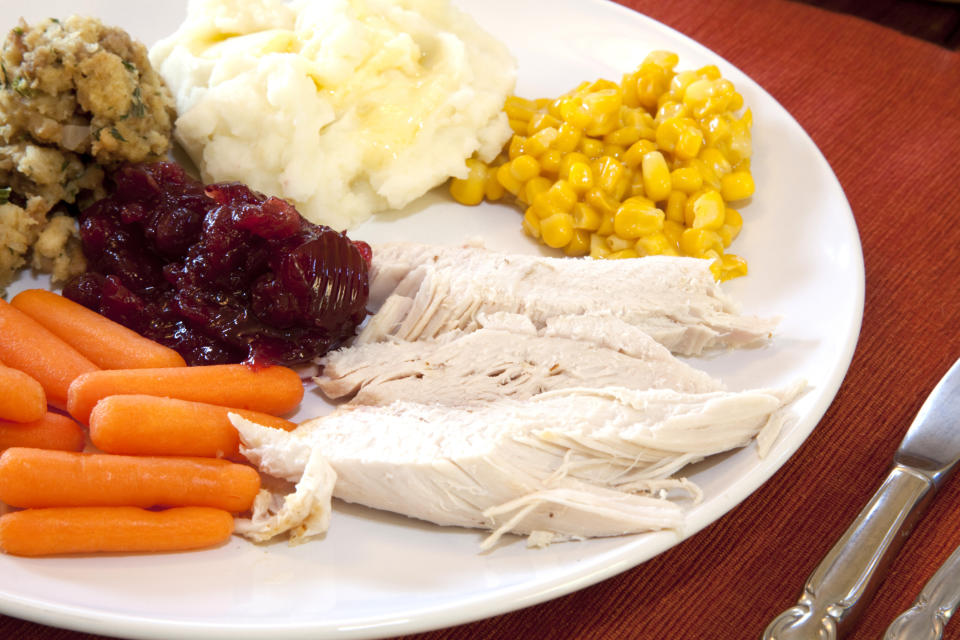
[0,1,864,639]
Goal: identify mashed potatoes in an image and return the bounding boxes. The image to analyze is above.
[150,0,516,230]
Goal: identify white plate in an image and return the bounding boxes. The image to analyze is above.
[0,1,864,638]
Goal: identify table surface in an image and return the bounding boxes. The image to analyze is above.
[3,0,960,638]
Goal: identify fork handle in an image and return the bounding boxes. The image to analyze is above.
[883,536,960,640]
[762,465,936,640]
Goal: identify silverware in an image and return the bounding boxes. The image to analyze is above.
[763,356,960,640]
[883,540,960,640]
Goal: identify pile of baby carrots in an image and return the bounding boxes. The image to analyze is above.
[0,289,305,557]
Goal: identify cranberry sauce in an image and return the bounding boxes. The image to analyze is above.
[64,162,370,367]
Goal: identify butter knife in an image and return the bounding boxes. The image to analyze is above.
[763,356,960,640]
[883,539,960,640]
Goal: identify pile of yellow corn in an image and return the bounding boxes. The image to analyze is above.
[449,51,755,281]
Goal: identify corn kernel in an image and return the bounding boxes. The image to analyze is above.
[578,136,604,158]
[583,89,622,117]
[572,202,602,230]
[522,207,541,239]
[628,170,646,198]
[596,156,626,194]
[564,229,591,256]
[602,143,625,159]
[728,92,744,111]
[667,70,698,102]
[508,136,527,160]
[721,170,755,201]
[527,112,562,135]
[710,253,748,281]
[689,190,726,229]
[641,151,672,202]
[685,157,720,190]
[556,96,592,129]
[522,176,552,205]
[679,227,723,258]
[496,163,523,195]
[510,155,540,183]
[695,64,722,80]
[607,248,639,260]
[701,114,732,148]
[665,190,687,223]
[508,119,527,135]
[604,126,643,147]
[622,139,658,168]
[504,96,538,122]
[724,206,743,233]
[596,210,615,235]
[449,158,488,206]
[539,149,563,177]
[567,161,595,193]
[484,169,505,201]
[718,207,743,246]
[586,188,620,217]
[554,122,582,153]
[526,127,559,157]
[541,212,575,248]
[663,219,685,248]
[655,101,687,123]
[700,147,732,179]
[669,167,703,194]
[655,117,703,160]
[634,65,672,112]
[614,196,664,238]
[546,179,578,213]
[589,233,611,258]
[643,50,679,70]
[635,232,674,256]
[683,78,735,118]
[611,174,630,202]
[558,152,590,180]
[605,234,634,252]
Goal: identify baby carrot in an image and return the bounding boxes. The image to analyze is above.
[89,395,296,460]
[0,448,260,512]
[0,298,99,410]
[0,365,46,423]
[0,506,234,556]
[67,364,304,424]
[0,413,85,453]
[10,289,186,370]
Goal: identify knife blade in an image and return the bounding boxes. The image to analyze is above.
[763,356,960,640]
[883,536,960,640]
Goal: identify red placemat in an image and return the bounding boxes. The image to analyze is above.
[2,0,959,638]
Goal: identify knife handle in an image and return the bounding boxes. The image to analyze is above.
[883,538,960,640]
[763,464,936,640]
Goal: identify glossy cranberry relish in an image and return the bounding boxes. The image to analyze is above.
[64,162,370,366]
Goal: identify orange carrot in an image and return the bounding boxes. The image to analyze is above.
[10,289,186,370]
[0,506,234,556]
[0,413,85,452]
[0,364,46,423]
[89,394,296,459]
[0,448,260,512]
[0,298,99,410]
[67,364,303,424]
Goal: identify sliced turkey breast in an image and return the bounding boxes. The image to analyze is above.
[317,313,722,405]
[233,382,804,548]
[360,242,778,355]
